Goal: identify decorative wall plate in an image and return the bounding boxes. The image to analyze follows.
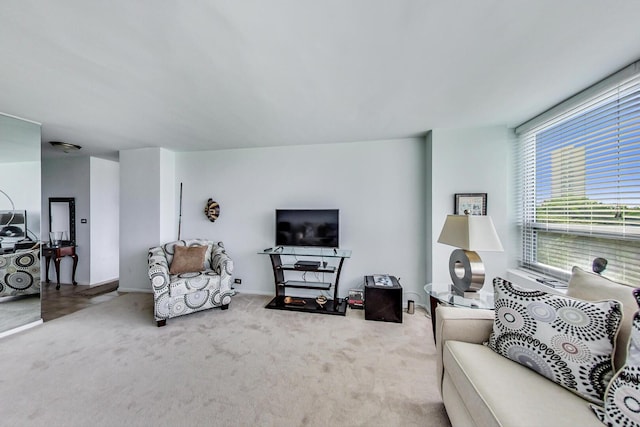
[205,198,220,222]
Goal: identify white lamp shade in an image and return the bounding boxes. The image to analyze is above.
[437,214,504,252]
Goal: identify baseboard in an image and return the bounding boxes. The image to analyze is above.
[237,289,276,297]
[111,284,431,309]
[0,319,43,340]
[88,278,119,288]
[118,287,152,293]
[118,288,268,295]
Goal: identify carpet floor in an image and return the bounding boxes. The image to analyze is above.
[0,294,40,333]
[0,292,450,427]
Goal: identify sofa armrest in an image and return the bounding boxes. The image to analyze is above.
[211,249,234,292]
[435,306,494,396]
[148,246,170,297]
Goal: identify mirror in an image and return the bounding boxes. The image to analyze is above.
[49,197,75,245]
[0,113,41,335]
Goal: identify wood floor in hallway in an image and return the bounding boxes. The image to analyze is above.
[41,281,124,322]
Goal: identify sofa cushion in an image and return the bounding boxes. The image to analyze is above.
[169,245,207,274]
[444,340,603,426]
[592,291,640,426]
[567,266,639,371]
[488,277,622,404]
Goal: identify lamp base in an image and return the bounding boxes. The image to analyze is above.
[450,284,481,299]
[448,249,486,294]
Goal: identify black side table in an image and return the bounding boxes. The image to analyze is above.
[364,275,402,323]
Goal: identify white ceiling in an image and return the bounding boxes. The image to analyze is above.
[2,1,640,160]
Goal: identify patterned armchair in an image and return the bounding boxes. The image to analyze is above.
[148,239,234,327]
[0,248,41,297]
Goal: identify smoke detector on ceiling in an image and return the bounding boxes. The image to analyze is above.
[49,141,81,153]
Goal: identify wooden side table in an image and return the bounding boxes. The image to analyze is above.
[425,283,494,342]
[43,244,78,290]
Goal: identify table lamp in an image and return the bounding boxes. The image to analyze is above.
[437,214,503,296]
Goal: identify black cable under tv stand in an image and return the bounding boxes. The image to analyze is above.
[259,246,352,316]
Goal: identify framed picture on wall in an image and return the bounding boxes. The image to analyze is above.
[454,193,487,215]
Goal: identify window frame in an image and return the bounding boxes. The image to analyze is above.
[515,61,640,285]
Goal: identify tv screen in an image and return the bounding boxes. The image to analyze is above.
[0,210,27,240]
[276,209,339,248]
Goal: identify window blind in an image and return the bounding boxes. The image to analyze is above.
[515,63,640,285]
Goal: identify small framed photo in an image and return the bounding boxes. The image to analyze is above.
[454,193,487,215]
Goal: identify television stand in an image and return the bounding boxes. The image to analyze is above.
[259,247,352,316]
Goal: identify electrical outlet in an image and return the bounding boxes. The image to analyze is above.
[234,278,242,285]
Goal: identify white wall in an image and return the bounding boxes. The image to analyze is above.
[0,113,41,334]
[1,114,41,242]
[159,150,176,243]
[48,128,519,305]
[42,156,120,286]
[119,148,175,292]
[174,138,427,304]
[41,157,91,285]
[89,157,119,284]
[1,161,41,240]
[427,126,516,287]
[424,132,433,283]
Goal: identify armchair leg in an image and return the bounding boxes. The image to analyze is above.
[221,304,229,310]
[157,319,167,327]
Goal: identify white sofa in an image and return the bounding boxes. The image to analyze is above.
[435,267,638,427]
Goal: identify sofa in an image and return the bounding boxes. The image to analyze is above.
[0,248,41,298]
[148,239,234,327]
[435,267,639,427]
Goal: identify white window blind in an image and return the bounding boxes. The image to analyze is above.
[515,62,640,285]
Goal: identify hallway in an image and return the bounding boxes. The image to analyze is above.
[41,281,123,322]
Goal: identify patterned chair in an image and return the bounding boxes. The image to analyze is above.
[148,239,234,327]
[0,248,41,297]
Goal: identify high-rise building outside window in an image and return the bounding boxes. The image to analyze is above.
[515,62,640,285]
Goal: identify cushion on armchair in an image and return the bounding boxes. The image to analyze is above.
[169,245,207,274]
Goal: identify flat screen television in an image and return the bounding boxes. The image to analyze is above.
[0,210,27,240]
[276,209,339,248]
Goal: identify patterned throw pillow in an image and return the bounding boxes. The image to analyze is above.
[488,277,622,404]
[591,289,640,426]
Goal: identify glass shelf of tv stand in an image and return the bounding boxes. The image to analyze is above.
[259,247,352,258]
[260,246,351,316]
[278,264,336,273]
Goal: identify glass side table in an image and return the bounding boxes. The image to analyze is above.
[424,283,495,342]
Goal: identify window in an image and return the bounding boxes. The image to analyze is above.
[515,62,640,285]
